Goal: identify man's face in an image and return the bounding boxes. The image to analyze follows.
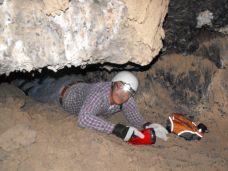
[111,81,131,105]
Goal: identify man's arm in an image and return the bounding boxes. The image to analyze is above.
[122,98,169,141]
[77,90,144,141]
[122,97,146,129]
[77,92,115,134]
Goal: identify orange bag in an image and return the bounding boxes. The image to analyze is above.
[166,113,208,140]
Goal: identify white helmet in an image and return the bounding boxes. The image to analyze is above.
[112,71,139,92]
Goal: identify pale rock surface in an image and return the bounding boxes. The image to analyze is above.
[0,124,36,151]
[0,0,169,75]
[43,0,69,16]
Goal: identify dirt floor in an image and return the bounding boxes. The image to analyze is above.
[0,80,227,171]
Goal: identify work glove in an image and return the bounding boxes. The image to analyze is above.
[143,122,169,141]
[112,123,145,141]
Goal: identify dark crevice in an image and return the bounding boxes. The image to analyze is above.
[163,0,228,55]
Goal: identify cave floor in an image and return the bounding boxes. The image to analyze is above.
[0,84,227,171]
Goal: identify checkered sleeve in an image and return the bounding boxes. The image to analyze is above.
[77,89,115,134]
[122,97,145,129]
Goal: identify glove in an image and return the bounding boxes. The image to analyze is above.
[112,124,145,141]
[144,122,169,141]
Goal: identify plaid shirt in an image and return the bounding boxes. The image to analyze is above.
[62,82,145,134]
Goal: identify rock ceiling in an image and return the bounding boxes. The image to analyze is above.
[0,0,227,75]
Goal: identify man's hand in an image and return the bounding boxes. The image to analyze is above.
[112,124,144,141]
[144,123,169,141]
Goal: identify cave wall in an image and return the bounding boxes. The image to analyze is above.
[135,36,228,118]
[163,0,228,54]
[0,0,169,75]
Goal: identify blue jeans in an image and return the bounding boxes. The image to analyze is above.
[13,75,83,105]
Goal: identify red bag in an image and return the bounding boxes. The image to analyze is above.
[128,128,156,145]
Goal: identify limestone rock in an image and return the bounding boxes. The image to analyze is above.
[0,0,168,75]
[43,0,69,16]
